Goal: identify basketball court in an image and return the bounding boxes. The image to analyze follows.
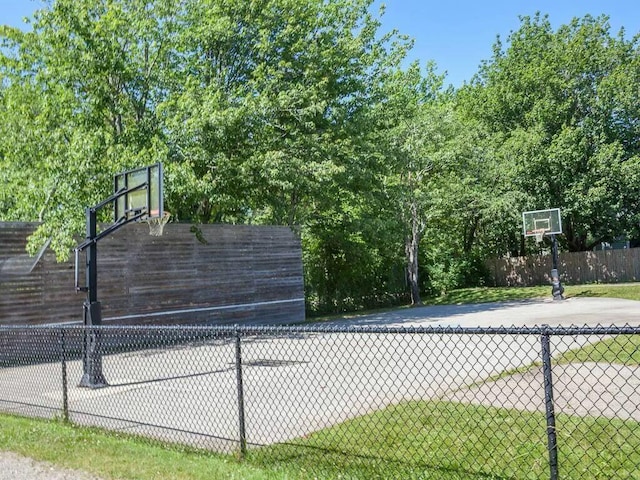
[2,168,639,452]
[1,295,638,453]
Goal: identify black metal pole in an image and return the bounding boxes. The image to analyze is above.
[234,327,247,457]
[79,207,107,388]
[74,180,153,387]
[87,207,98,307]
[550,234,564,300]
[541,330,559,480]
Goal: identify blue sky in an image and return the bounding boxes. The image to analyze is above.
[0,0,45,28]
[2,0,639,87]
[373,0,640,86]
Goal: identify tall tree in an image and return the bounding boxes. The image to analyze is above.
[163,0,407,227]
[375,63,475,303]
[0,0,179,258]
[460,13,640,252]
[1,0,407,262]
[160,0,414,312]
[1,0,416,314]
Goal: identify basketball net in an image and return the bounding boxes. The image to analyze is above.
[534,229,545,244]
[147,212,170,236]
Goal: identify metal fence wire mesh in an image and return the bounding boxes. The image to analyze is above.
[0,324,639,479]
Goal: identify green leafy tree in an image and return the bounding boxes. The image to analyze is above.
[460,13,640,252]
[1,0,179,258]
[375,62,479,302]
[1,0,414,314]
[162,0,407,227]
[160,0,413,312]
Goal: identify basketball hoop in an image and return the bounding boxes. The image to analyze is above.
[534,229,545,244]
[146,212,170,236]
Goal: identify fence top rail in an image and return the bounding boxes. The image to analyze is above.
[1,323,639,336]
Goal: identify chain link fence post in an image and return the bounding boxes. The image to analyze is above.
[541,326,559,480]
[234,326,247,457]
[59,328,69,422]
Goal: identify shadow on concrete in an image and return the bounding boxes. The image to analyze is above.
[327,300,543,327]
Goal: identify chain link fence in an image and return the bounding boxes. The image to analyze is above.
[0,324,639,479]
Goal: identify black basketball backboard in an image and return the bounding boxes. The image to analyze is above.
[113,163,163,222]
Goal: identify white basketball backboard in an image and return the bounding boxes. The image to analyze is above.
[522,208,562,237]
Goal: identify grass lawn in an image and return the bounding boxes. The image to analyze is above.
[437,284,640,372]
[557,334,640,366]
[253,401,640,480]
[308,282,640,324]
[1,401,638,480]
[430,283,640,305]
[0,414,280,480]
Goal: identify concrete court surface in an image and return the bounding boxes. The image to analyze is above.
[0,297,639,452]
[324,296,640,328]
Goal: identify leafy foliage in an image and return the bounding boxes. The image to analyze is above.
[2,4,639,311]
[460,13,640,252]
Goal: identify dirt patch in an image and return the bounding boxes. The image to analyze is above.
[0,452,103,480]
[444,362,640,421]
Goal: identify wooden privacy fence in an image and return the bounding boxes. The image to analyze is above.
[487,248,640,287]
[0,222,304,326]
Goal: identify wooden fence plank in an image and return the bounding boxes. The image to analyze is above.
[1,222,304,326]
[488,248,640,287]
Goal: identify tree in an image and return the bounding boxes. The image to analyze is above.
[162,0,408,227]
[1,0,417,314]
[460,13,640,252]
[374,62,481,302]
[1,0,407,256]
[159,0,415,312]
[0,0,179,258]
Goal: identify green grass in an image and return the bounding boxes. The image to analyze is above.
[0,414,279,480]
[565,283,640,302]
[252,401,549,479]
[251,400,640,480]
[308,283,640,323]
[307,286,551,323]
[557,334,640,366]
[427,286,549,305]
[468,361,542,388]
[3,283,640,478]
[434,284,640,370]
[2,399,639,480]
[430,283,640,305]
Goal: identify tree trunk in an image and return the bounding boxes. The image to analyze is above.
[405,202,422,306]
